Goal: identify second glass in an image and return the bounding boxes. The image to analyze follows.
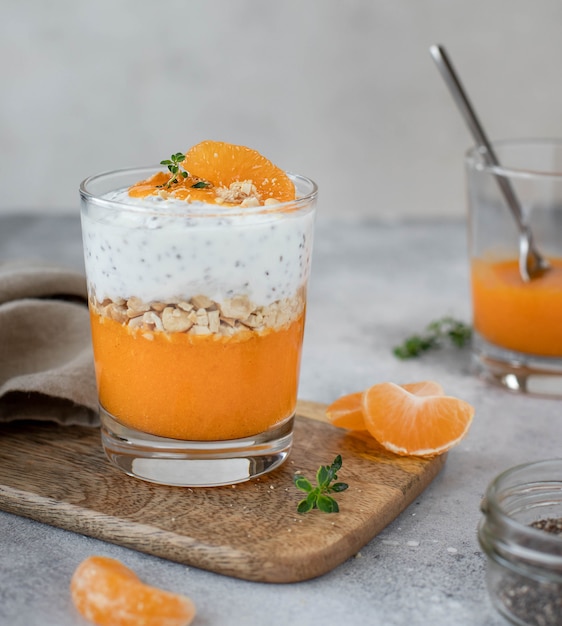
[80,167,317,486]
[467,139,562,396]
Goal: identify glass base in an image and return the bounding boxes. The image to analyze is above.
[472,333,562,398]
[100,406,294,487]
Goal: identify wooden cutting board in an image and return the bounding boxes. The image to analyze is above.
[0,400,446,583]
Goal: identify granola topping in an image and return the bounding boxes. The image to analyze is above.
[90,290,305,338]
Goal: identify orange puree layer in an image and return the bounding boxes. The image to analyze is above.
[90,310,305,440]
[471,257,562,356]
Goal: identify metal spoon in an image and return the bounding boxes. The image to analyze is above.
[429,44,549,282]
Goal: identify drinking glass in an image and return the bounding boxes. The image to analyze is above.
[467,139,562,396]
[80,167,317,486]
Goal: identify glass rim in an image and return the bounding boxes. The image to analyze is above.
[465,137,562,180]
[483,458,562,544]
[80,166,318,218]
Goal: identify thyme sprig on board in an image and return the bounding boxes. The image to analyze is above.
[294,455,349,513]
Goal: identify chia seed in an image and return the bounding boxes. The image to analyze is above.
[495,517,562,626]
[530,517,562,535]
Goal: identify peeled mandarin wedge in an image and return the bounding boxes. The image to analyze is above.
[401,380,445,397]
[326,381,445,431]
[326,391,366,430]
[70,556,196,626]
[362,382,474,457]
[183,140,296,203]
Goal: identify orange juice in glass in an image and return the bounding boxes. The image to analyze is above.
[467,139,562,396]
[80,142,317,486]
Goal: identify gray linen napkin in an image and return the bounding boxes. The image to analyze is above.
[0,262,99,425]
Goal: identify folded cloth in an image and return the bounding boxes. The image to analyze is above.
[0,262,99,426]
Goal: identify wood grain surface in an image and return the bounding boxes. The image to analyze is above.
[0,400,446,583]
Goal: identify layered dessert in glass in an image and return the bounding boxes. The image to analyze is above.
[80,141,317,486]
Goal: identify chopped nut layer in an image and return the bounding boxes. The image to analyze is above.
[215,180,261,205]
[90,290,305,337]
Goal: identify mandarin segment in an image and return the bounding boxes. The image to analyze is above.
[70,556,196,626]
[128,172,171,198]
[325,391,366,430]
[325,381,445,431]
[183,140,296,203]
[362,382,474,457]
[401,380,445,397]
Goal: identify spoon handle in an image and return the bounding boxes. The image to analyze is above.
[429,44,526,231]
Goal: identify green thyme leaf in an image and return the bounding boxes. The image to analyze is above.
[331,454,343,473]
[294,475,313,493]
[393,317,472,359]
[191,181,211,189]
[316,465,331,489]
[159,152,190,189]
[294,456,349,514]
[330,482,349,493]
[317,494,339,513]
[297,494,316,514]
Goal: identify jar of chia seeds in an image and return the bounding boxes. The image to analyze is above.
[478,459,562,626]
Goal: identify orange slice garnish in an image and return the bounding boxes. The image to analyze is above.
[183,140,295,203]
[128,141,295,205]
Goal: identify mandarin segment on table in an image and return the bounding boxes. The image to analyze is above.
[71,556,196,626]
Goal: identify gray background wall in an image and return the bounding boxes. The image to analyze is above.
[1,0,561,219]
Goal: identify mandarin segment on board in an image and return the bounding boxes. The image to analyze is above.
[70,556,196,626]
[325,392,367,430]
[362,382,474,457]
[325,381,445,431]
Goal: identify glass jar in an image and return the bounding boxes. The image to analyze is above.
[478,459,562,625]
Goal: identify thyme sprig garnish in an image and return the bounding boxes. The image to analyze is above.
[393,316,472,359]
[294,455,349,513]
[159,152,189,188]
[158,152,213,191]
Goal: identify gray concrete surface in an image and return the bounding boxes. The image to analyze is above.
[2,213,557,625]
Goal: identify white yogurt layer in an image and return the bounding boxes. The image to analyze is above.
[81,187,315,305]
